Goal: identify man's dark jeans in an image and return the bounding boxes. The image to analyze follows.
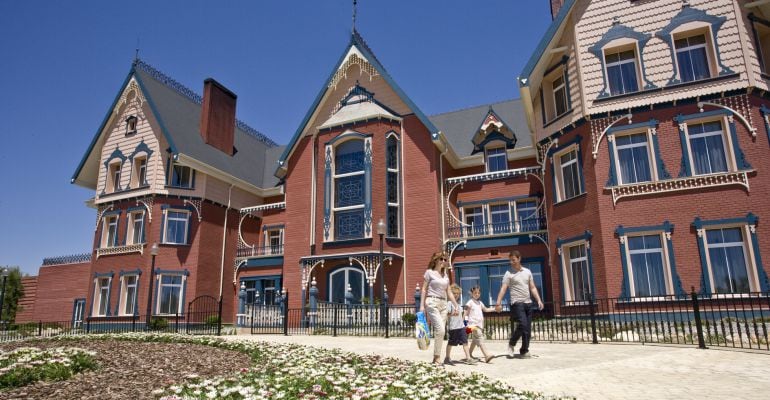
[509,302,533,354]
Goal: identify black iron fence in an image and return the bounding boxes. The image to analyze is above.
[243,289,770,352]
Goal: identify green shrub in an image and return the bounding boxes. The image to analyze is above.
[401,313,416,326]
[205,316,221,327]
[148,318,168,331]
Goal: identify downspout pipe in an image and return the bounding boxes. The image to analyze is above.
[219,184,234,300]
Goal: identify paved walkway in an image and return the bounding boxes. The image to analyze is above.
[225,334,770,399]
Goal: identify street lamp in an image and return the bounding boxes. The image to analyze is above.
[146,243,159,328]
[0,268,9,323]
[376,218,386,330]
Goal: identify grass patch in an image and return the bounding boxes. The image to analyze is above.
[0,347,98,389]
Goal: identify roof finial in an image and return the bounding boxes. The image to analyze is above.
[134,37,140,65]
[352,0,357,33]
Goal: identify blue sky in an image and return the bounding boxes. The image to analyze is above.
[0,1,551,276]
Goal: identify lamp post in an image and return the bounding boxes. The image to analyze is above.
[146,243,159,329]
[376,218,386,330]
[0,268,9,323]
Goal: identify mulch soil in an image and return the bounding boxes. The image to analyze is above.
[0,338,252,399]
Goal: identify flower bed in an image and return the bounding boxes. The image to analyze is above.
[62,333,564,399]
[0,346,97,389]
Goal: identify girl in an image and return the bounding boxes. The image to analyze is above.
[465,285,495,363]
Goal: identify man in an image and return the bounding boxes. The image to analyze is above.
[495,250,544,359]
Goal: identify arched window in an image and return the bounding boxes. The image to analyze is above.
[328,266,365,303]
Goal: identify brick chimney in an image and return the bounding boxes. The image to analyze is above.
[550,0,566,20]
[200,78,237,155]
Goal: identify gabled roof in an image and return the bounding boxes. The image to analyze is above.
[275,30,439,178]
[428,99,531,157]
[518,0,577,86]
[72,60,281,191]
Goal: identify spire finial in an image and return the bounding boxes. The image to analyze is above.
[134,37,140,65]
[352,0,358,33]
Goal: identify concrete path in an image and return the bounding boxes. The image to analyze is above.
[224,334,770,400]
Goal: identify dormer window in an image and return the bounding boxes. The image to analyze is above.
[485,146,507,172]
[674,33,712,83]
[604,48,639,96]
[169,164,193,188]
[125,115,138,135]
[541,57,571,124]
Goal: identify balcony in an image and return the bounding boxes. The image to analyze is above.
[447,217,546,239]
[96,243,144,258]
[236,245,284,258]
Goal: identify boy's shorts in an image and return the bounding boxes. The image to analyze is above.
[469,326,485,342]
[448,328,468,346]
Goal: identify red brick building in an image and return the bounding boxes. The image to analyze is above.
[20,0,770,325]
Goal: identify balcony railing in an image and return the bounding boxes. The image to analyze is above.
[42,253,92,266]
[236,244,284,258]
[447,217,546,239]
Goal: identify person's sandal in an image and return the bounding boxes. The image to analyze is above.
[432,356,442,365]
[464,358,478,365]
[443,358,455,366]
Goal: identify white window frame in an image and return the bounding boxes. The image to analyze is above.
[126,115,138,134]
[264,228,284,255]
[169,163,193,188]
[331,137,367,241]
[127,211,145,245]
[328,267,366,303]
[108,161,122,192]
[92,277,111,317]
[485,145,508,173]
[463,206,484,237]
[671,27,717,83]
[603,44,641,96]
[553,146,583,202]
[551,74,568,119]
[101,214,119,248]
[119,275,139,316]
[156,274,185,315]
[513,198,539,232]
[560,241,592,304]
[611,129,656,185]
[681,117,736,176]
[701,225,760,295]
[133,156,147,187]
[162,209,190,245]
[487,203,511,235]
[621,232,674,299]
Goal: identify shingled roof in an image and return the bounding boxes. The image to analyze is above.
[428,98,531,157]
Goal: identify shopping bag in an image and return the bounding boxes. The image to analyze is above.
[415,311,430,350]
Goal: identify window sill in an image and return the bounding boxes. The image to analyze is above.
[165,185,195,190]
[606,170,753,205]
[160,242,191,247]
[543,109,573,129]
[323,238,373,247]
[385,237,403,243]
[99,185,151,199]
[553,192,587,207]
[664,73,739,90]
[96,243,145,258]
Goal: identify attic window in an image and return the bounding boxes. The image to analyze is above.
[126,116,138,135]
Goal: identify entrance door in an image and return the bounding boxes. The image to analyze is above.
[72,299,85,329]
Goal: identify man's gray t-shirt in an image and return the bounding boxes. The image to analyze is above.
[503,267,533,304]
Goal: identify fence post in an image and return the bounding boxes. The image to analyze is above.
[309,279,318,331]
[132,314,136,332]
[345,284,354,326]
[217,297,223,336]
[186,302,191,335]
[283,291,289,336]
[589,294,598,344]
[86,317,91,334]
[691,287,707,349]
[38,320,42,337]
[384,289,389,339]
[414,284,421,313]
[333,303,338,337]
[175,311,179,333]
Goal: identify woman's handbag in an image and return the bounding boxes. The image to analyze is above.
[415,311,430,350]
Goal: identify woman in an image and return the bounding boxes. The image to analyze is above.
[420,250,459,364]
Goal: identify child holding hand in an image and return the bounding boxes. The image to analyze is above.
[465,286,496,363]
[444,284,476,365]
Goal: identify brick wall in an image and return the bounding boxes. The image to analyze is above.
[15,277,38,323]
[32,262,90,323]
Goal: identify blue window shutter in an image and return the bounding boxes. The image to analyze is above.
[675,119,692,177]
[114,277,123,315]
[617,233,631,300]
[606,136,618,186]
[748,221,770,292]
[324,145,332,241]
[727,119,752,170]
[140,215,146,244]
[180,274,189,315]
[121,211,128,246]
[556,244,566,305]
[664,228,686,298]
[692,218,711,295]
[185,212,192,244]
[105,277,113,316]
[576,141,586,195]
[650,129,672,180]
